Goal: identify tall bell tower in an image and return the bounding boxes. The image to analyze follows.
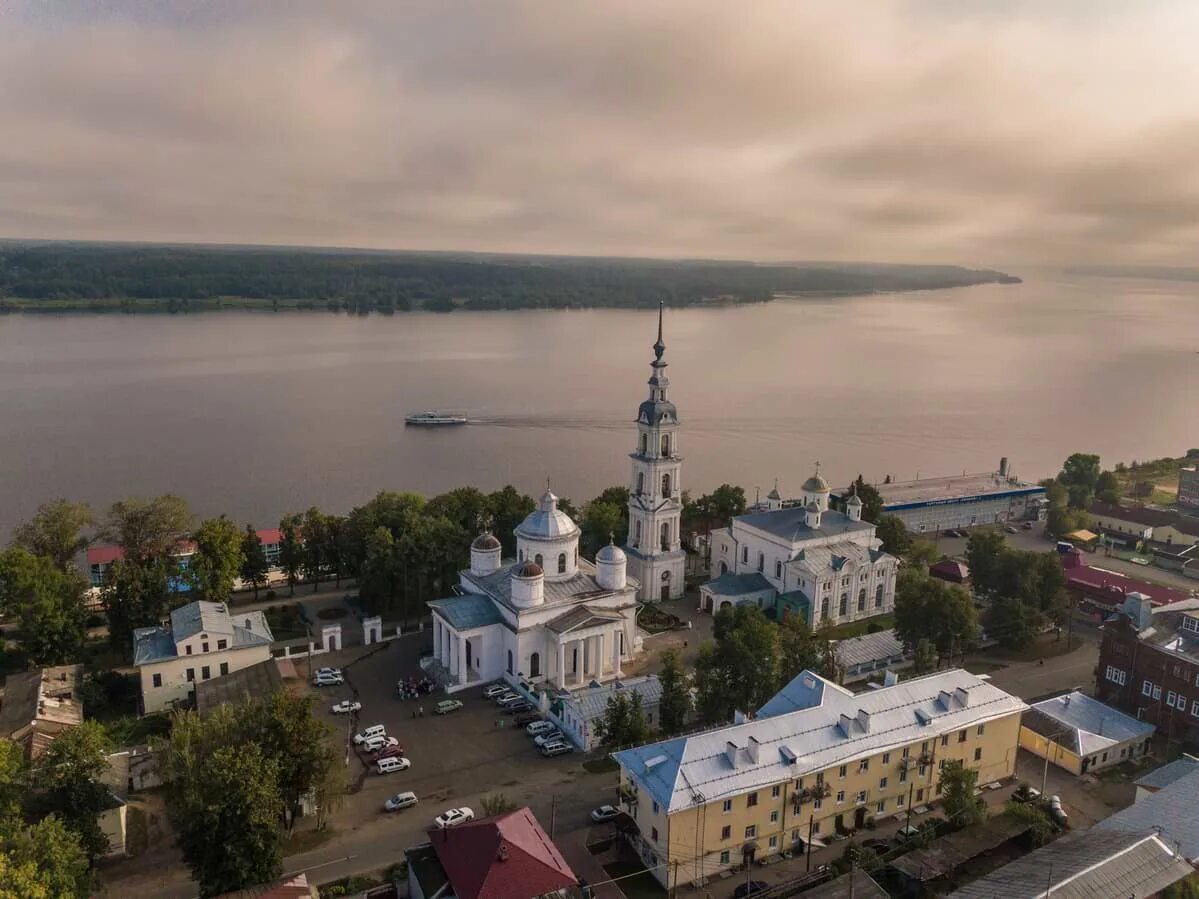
[625,303,686,601]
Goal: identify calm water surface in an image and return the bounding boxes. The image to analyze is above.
[0,271,1195,536]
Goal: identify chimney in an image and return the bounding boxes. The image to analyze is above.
[954,687,970,708]
[999,457,1009,479]
[496,842,509,862]
[883,670,900,688]
[937,690,953,711]
[746,736,761,764]
[838,713,855,737]
[725,741,740,768]
[856,709,872,733]
[733,709,747,725]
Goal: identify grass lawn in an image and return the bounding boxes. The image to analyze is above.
[263,604,310,640]
[285,827,336,855]
[602,860,666,899]
[822,614,896,640]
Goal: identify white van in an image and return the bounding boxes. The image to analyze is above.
[376,756,411,775]
[540,741,572,757]
[353,724,386,745]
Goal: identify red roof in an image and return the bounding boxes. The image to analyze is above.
[427,807,577,899]
[256,528,283,545]
[929,559,969,582]
[1064,563,1193,608]
[86,544,125,566]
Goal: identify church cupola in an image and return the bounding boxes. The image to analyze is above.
[846,490,863,522]
[511,560,545,607]
[595,536,627,591]
[766,479,782,512]
[515,484,581,582]
[470,532,502,576]
[801,463,831,512]
[804,500,822,529]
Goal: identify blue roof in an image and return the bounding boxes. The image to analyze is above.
[735,507,872,543]
[757,670,830,718]
[612,736,688,813]
[132,626,176,666]
[702,572,774,597]
[775,590,811,622]
[428,593,504,630]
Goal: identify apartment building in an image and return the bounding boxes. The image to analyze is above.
[133,600,274,714]
[612,669,1026,888]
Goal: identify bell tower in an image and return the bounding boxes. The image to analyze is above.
[625,302,686,601]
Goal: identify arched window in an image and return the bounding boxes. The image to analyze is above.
[661,522,670,551]
[634,521,642,547]
[640,434,648,454]
[662,473,671,498]
[719,561,728,575]
[534,553,543,568]
[530,652,541,677]
[507,650,513,674]
[775,560,782,578]
[518,549,524,561]
[661,435,670,457]
[839,593,848,616]
[857,589,866,611]
[637,472,645,495]
[821,598,830,618]
[875,584,885,607]
[757,552,764,572]
[558,553,567,574]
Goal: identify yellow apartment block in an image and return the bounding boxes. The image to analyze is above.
[613,669,1026,889]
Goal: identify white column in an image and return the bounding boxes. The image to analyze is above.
[582,638,591,682]
[612,629,622,677]
[597,632,606,679]
[456,636,466,684]
[557,642,566,688]
[434,620,442,662]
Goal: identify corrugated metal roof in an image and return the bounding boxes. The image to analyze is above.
[565,676,662,722]
[543,605,625,635]
[1096,767,1199,861]
[1134,755,1199,791]
[170,601,235,641]
[428,593,505,631]
[614,669,1027,813]
[1026,692,1154,757]
[133,602,272,665]
[833,629,909,670]
[459,557,636,610]
[701,572,773,597]
[735,507,873,544]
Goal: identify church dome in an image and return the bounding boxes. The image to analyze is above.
[516,489,581,541]
[846,492,862,507]
[596,541,626,564]
[802,473,830,493]
[515,560,543,579]
[806,500,821,512]
[472,532,502,551]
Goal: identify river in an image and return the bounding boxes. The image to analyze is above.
[0,270,1195,537]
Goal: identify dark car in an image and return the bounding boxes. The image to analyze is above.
[860,838,890,855]
[514,712,541,727]
[734,881,768,898]
[506,701,532,714]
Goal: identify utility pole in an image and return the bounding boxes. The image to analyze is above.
[806,813,814,872]
[550,793,558,839]
[905,781,915,831]
[849,859,856,899]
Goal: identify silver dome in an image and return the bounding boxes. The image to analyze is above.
[515,488,580,540]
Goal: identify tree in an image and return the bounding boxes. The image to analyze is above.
[912,638,938,675]
[893,568,979,663]
[693,643,734,725]
[778,614,832,683]
[324,514,348,588]
[240,525,269,599]
[359,527,400,614]
[277,513,304,597]
[1162,875,1199,899]
[709,485,747,525]
[1046,505,1088,539]
[657,650,692,735]
[424,487,489,535]
[104,495,192,563]
[938,760,985,827]
[480,793,518,817]
[301,507,327,592]
[253,691,337,831]
[0,549,89,665]
[0,814,93,898]
[190,516,244,603]
[581,501,626,558]
[875,515,911,557]
[848,476,885,524]
[595,691,651,749]
[1004,801,1055,847]
[486,486,535,557]
[694,606,781,722]
[31,721,114,862]
[1132,480,1154,500]
[102,556,172,654]
[906,539,939,569]
[173,743,283,897]
[1095,470,1121,505]
[984,597,1040,650]
[1058,453,1101,510]
[10,499,94,571]
[965,530,1008,596]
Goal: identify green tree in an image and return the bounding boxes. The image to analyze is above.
[965,530,1008,596]
[10,499,94,571]
[0,814,93,898]
[277,513,304,597]
[31,721,114,862]
[240,525,269,599]
[984,597,1040,650]
[1162,875,1199,899]
[324,514,348,588]
[695,606,781,721]
[581,501,626,558]
[1095,470,1121,505]
[911,638,938,675]
[424,487,489,535]
[778,613,831,683]
[0,549,89,665]
[102,556,172,655]
[190,516,244,603]
[848,476,885,524]
[875,515,911,557]
[657,650,691,735]
[595,691,651,749]
[1004,801,1055,847]
[693,643,733,724]
[173,743,283,897]
[893,568,979,663]
[254,692,337,831]
[480,793,518,817]
[906,539,939,569]
[1047,505,1088,538]
[1058,453,1101,509]
[301,507,327,592]
[486,486,535,557]
[360,527,400,615]
[709,484,747,525]
[938,760,985,827]
[104,495,192,563]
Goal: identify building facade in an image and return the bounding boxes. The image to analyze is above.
[133,601,274,714]
[1088,502,1176,547]
[701,471,897,629]
[613,669,1025,888]
[549,675,663,751]
[625,303,686,602]
[1017,691,1154,776]
[1180,466,1199,511]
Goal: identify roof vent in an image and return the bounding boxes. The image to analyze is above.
[780,745,798,765]
[954,687,970,708]
[856,709,871,733]
[725,741,742,769]
[496,843,509,862]
[915,708,932,725]
[838,714,855,738]
[937,690,953,711]
[746,736,761,764]
[646,754,668,772]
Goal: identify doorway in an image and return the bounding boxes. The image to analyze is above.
[854,808,866,829]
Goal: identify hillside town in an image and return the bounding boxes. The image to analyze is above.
[0,308,1195,899]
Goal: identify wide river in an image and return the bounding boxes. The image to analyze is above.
[0,270,1195,537]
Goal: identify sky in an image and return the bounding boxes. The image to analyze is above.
[2,1,1198,266]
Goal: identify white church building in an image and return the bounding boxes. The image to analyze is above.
[700,469,898,629]
[425,308,688,692]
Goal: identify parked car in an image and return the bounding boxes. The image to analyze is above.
[363,735,399,754]
[497,693,524,707]
[1004,525,1019,534]
[1048,795,1068,825]
[315,667,343,678]
[313,672,344,687]
[514,713,541,727]
[376,756,411,775]
[734,881,768,898]
[434,807,475,829]
[372,744,406,762]
[435,700,464,715]
[534,730,564,748]
[483,684,509,698]
[384,791,418,812]
[894,825,922,843]
[353,725,386,745]
[505,701,532,714]
[331,700,361,715]
[1022,521,1034,530]
[590,805,619,823]
[527,720,557,736]
[540,741,573,757]
[860,838,890,855]
[1011,784,1042,804]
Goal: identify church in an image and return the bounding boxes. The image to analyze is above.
[426,306,683,692]
[700,468,898,628]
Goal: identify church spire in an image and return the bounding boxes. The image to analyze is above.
[653,300,666,362]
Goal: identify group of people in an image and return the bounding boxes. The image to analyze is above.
[398,675,435,701]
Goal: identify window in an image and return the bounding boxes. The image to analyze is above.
[662,473,671,498]
[757,553,764,572]
[651,827,659,842]
[941,734,949,747]
[217,639,227,650]
[813,798,823,810]
[812,822,821,834]
[652,801,659,815]
[185,645,193,655]
[882,752,891,764]
[768,835,778,849]
[977,723,986,736]
[775,560,782,578]
[661,435,670,456]
[747,792,758,808]
[507,650,513,675]
[186,668,195,682]
[640,434,648,455]
[896,793,906,807]
[557,553,566,574]
[1154,685,1162,700]
[973,747,982,762]
[821,598,830,618]
[815,772,824,786]
[201,666,211,680]
[1192,699,1199,718]
[1102,752,1108,762]
[722,799,732,813]
[792,829,801,842]
[916,788,924,802]
[152,673,162,688]
[839,594,848,616]
[935,782,943,796]
[1175,692,1189,710]
[721,825,731,840]
[922,741,929,753]
[1143,680,1154,697]
[838,765,847,778]
[876,800,886,813]
[857,589,866,612]
[742,547,749,564]
[879,777,888,790]
[770,811,779,823]
[899,768,907,783]
[719,850,731,865]
[855,791,867,804]
[876,584,884,607]
[1168,691,1178,708]
[958,729,967,743]
[836,790,845,804]
[902,747,910,759]
[744,825,757,839]
[637,472,645,494]
[771,785,781,799]
[529,652,541,678]
[202,641,209,653]
[220,662,229,676]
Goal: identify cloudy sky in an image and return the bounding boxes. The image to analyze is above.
[2,1,1198,266]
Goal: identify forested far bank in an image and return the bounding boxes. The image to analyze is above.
[0,242,1018,314]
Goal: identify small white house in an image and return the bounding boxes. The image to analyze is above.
[548,675,662,750]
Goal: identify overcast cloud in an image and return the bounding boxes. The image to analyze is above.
[2,0,1198,265]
